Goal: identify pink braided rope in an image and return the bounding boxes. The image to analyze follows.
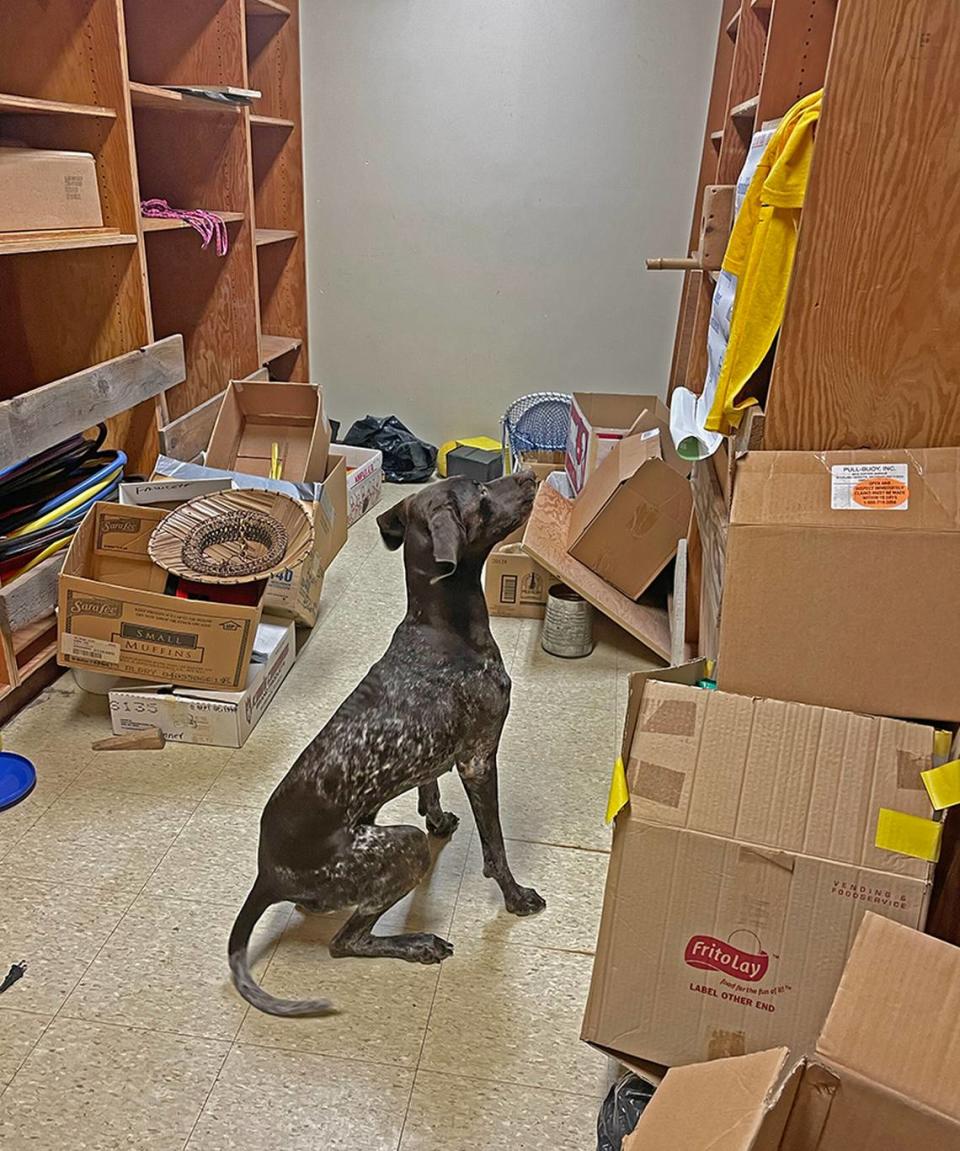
[140,199,229,256]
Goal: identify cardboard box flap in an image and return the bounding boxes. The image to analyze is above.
[815,914,960,1122]
[574,392,667,431]
[568,431,662,544]
[627,407,691,478]
[624,1047,793,1150]
[621,662,708,762]
[731,449,960,531]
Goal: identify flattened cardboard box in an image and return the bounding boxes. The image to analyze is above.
[567,428,692,599]
[626,914,960,1150]
[108,618,295,748]
[719,447,960,721]
[565,392,671,494]
[582,667,938,1070]
[58,503,261,690]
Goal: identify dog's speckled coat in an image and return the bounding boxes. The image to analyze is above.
[229,471,545,1015]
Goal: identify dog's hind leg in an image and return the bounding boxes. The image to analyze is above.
[459,753,546,917]
[328,824,454,965]
[417,781,459,838]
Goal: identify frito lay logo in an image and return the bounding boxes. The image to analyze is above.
[684,934,769,982]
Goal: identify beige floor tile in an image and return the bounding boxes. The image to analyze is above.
[202,751,292,811]
[62,895,291,1042]
[0,1018,227,1150]
[421,940,608,1095]
[143,802,262,907]
[0,786,194,894]
[0,1010,50,1086]
[236,912,443,1068]
[0,756,89,864]
[70,744,231,804]
[0,879,134,1015]
[2,680,112,751]
[399,1070,600,1151]
[451,838,608,954]
[186,1043,412,1151]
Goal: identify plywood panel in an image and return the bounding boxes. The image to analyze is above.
[123,0,246,87]
[766,0,960,450]
[757,0,837,123]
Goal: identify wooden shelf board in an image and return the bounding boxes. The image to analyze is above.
[730,95,760,121]
[710,129,724,148]
[246,0,290,16]
[0,228,138,256]
[250,113,295,131]
[129,81,243,115]
[725,9,740,39]
[0,92,117,119]
[142,212,246,233]
[261,334,302,364]
[256,228,297,247]
[750,0,772,10]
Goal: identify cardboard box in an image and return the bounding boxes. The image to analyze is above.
[718,448,960,721]
[108,618,295,748]
[58,503,262,690]
[582,664,938,1070]
[565,392,671,494]
[0,147,103,232]
[484,544,551,619]
[626,914,960,1150]
[516,450,566,483]
[334,443,383,526]
[568,429,693,599]
[206,381,330,483]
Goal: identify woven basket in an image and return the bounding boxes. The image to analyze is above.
[148,489,315,585]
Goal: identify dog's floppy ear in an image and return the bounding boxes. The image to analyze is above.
[377,503,407,550]
[426,504,464,583]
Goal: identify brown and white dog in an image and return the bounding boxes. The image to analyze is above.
[229,470,545,1015]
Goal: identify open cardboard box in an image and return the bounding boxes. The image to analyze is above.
[627,914,960,1150]
[565,392,672,494]
[58,502,262,691]
[718,446,960,722]
[582,661,941,1071]
[108,617,296,748]
[484,461,560,620]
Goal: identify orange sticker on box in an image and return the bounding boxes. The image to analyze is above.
[831,463,909,511]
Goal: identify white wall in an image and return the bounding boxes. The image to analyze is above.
[300,1,716,448]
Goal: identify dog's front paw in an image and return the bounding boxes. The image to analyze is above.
[404,933,455,964]
[505,886,546,917]
[426,811,460,838]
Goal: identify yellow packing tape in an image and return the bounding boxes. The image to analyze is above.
[922,759,960,811]
[875,808,943,863]
[934,730,952,763]
[606,756,629,825]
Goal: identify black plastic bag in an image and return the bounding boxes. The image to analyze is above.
[342,416,437,484]
[597,1072,656,1150]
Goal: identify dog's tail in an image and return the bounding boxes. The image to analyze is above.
[228,880,335,1017]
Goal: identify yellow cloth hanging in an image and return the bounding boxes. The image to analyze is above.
[705,89,823,435]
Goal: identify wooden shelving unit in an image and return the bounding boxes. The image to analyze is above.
[0,0,311,718]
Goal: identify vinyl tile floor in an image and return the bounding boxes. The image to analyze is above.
[0,485,659,1150]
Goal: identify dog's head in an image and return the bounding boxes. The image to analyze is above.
[377,470,537,583]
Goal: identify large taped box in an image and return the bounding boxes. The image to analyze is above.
[565,392,671,494]
[0,147,103,232]
[718,448,960,722]
[58,503,262,691]
[582,664,940,1071]
[626,914,960,1150]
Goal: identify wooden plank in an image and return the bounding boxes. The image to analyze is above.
[246,0,290,16]
[698,184,735,271]
[142,212,246,233]
[0,92,116,119]
[157,387,226,462]
[250,113,296,131]
[0,652,60,728]
[0,556,65,635]
[256,228,298,246]
[0,229,137,256]
[766,0,960,450]
[690,458,728,662]
[725,10,741,40]
[261,333,302,364]
[129,82,243,116]
[0,336,185,471]
[683,275,715,395]
[757,0,836,123]
[717,2,766,185]
[730,94,759,121]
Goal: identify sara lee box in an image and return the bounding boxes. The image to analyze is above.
[564,392,671,494]
[626,915,960,1151]
[0,147,103,232]
[718,447,960,722]
[108,618,295,748]
[582,664,940,1071]
[58,502,262,691]
[567,428,692,599]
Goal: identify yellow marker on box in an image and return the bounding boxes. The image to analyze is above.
[921,759,960,811]
[875,808,943,863]
[606,756,629,825]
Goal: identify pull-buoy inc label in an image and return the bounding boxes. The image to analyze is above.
[831,463,909,510]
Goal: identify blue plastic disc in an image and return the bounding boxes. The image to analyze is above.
[0,752,37,811]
